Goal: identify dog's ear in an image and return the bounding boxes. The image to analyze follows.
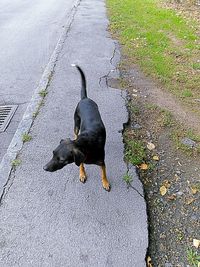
[73,148,85,166]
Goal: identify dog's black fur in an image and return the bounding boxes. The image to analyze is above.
[44,65,110,191]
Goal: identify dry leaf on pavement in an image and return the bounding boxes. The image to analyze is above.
[160,185,167,196]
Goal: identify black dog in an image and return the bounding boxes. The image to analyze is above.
[43,65,110,191]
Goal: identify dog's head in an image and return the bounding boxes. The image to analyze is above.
[43,138,85,172]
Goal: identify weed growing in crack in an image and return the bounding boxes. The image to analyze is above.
[123,173,133,184]
[22,133,32,143]
[39,89,48,98]
[11,159,21,168]
[125,140,146,165]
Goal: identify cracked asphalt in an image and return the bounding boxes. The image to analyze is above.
[0,0,148,266]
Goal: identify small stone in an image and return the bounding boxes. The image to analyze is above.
[181,137,197,148]
[165,263,173,267]
[132,123,142,129]
[176,191,183,196]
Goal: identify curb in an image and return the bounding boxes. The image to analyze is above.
[0,0,81,200]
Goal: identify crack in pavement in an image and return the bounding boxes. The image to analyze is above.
[98,37,144,200]
[98,41,119,88]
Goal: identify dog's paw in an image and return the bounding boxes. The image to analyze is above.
[80,175,87,183]
[103,182,111,192]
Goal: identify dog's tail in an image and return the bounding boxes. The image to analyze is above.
[71,64,87,99]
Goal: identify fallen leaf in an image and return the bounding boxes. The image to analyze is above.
[185,197,195,205]
[163,180,171,189]
[193,239,200,248]
[167,194,176,201]
[153,155,159,161]
[147,142,155,150]
[191,186,198,195]
[147,256,153,267]
[160,185,167,196]
[140,163,148,170]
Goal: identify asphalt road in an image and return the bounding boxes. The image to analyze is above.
[0,0,76,162]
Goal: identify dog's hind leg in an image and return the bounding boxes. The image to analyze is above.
[79,163,87,183]
[100,164,110,192]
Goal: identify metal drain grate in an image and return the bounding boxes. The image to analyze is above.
[0,105,18,132]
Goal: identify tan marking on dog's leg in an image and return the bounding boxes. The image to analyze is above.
[79,163,87,183]
[101,165,110,191]
[74,126,79,140]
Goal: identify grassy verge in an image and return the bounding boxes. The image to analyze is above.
[107,0,200,106]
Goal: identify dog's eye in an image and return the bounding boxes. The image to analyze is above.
[58,157,65,163]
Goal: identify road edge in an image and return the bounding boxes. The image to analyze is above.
[0,0,81,201]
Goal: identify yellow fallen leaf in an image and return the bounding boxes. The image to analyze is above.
[147,142,155,150]
[160,185,167,196]
[163,180,171,189]
[185,197,195,205]
[147,256,153,267]
[191,186,198,195]
[193,239,200,248]
[140,163,148,170]
[153,155,159,161]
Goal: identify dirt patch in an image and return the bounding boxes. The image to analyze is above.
[117,62,200,266]
[161,1,200,27]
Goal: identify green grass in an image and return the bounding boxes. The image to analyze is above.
[192,62,200,70]
[11,159,21,167]
[39,89,48,98]
[125,140,146,165]
[123,173,133,184]
[107,0,200,101]
[182,89,193,98]
[187,249,200,267]
[22,133,32,143]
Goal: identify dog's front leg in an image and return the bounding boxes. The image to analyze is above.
[79,163,87,183]
[100,165,110,192]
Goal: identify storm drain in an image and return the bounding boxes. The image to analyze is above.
[0,105,18,132]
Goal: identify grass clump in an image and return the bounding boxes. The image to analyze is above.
[22,133,32,143]
[187,248,200,267]
[39,89,48,98]
[123,173,133,184]
[125,140,146,165]
[11,159,21,167]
